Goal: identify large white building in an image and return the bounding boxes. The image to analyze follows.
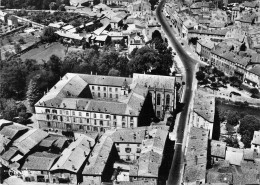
[35,73,176,133]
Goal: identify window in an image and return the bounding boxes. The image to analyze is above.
[104,93,106,97]
[100,114,103,119]
[92,86,94,90]
[122,122,126,128]
[52,109,57,114]
[60,110,62,114]
[103,87,106,91]
[45,109,50,113]
[87,126,90,130]
[157,94,161,105]
[98,86,100,91]
[79,118,82,123]
[79,112,82,116]
[114,122,117,127]
[66,111,69,115]
[166,94,170,105]
[109,88,112,92]
[66,117,70,121]
[130,117,133,121]
[92,92,95,97]
[98,93,100,97]
[87,119,89,123]
[46,115,50,120]
[94,120,97,125]
[125,148,131,153]
[113,115,116,119]
[130,123,134,128]
[72,111,75,116]
[116,147,120,152]
[110,94,112,98]
[86,113,89,117]
[107,121,110,126]
[126,155,131,161]
[115,88,118,92]
[73,117,76,123]
[47,122,51,127]
[116,94,118,98]
[106,115,110,119]
[94,114,96,118]
[53,115,58,120]
[100,121,103,126]
[79,125,83,130]
[136,148,141,153]
[60,116,63,122]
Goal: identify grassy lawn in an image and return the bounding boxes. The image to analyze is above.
[20,42,67,64]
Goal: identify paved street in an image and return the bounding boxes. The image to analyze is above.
[156,1,198,184]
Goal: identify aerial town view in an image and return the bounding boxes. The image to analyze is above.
[1,0,260,184]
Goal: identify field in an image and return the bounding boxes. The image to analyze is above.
[20,42,67,64]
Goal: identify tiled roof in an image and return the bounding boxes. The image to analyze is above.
[207,170,233,184]
[1,147,19,161]
[132,73,175,90]
[115,180,156,185]
[211,140,226,158]
[82,134,114,175]
[189,29,228,36]
[252,130,260,145]
[0,124,28,140]
[51,134,93,173]
[244,1,258,8]
[13,129,48,155]
[21,152,60,171]
[183,163,207,183]
[185,126,208,179]
[198,39,215,49]
[225,147,243,166]
[193,90,215,123]
[109,127,146,143]
[243,149,254,161]
[138,150,162,177]
[0,134,11,153]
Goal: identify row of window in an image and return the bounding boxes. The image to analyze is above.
[92,86,119,92]
[92,92,119,99]
[45,109,133,120]
[156,94,171,105]
[46,122,133,131]
[116,147,141,153]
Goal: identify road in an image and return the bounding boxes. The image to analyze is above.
[156,0,198,185]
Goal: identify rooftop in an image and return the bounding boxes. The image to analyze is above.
[225,147,243,166]
[21,152,60,171]
[211,140,227,158]
[193,90,215,123]
[51,134,93,173]
[198,39,215,49]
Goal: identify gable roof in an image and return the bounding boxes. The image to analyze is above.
[13,129,48,155]
[0,124,28,140]
[211,140,227,158]
[51,135,93,173]
[21,152,60,171]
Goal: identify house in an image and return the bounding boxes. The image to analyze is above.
[82,134,119,185]
[243,1,258,11]
[21,152,60,183]
[128,33,145,54]
[36,73,177,133]
[0,11,9,22]
[251,130,260,153]
[13,129,48,156]
[190,90,215,139]
[231,6,240,21]
[127,0,151,17]
[210,140,227,164]
[182,19,197,39]
[50,134,96,184]
[38,134,69,153]
[82,125,169,184]
[0,124,28,143]
[183,127,209,185]
[196,39,215,63]
[188,29,228,43]
[132,73,176,119]
[7,15,18,27]
[225,147,244,166]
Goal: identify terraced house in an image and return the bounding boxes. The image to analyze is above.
[36,73,177,133]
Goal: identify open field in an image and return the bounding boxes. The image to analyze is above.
[20,42,67,63]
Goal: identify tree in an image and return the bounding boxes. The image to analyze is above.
[18,38,26,44]
[27,78,42,110]
[226,111,240,126]
[196,71,205,81]
[41,26,58,43]
[240,42,247,51]
[14,43,22,53]
[149,0,158,10]
[250,88,259,96]
[224,136,239,148]
[93,0,100,5]
[108,68,120,76]
[49,2,57,10]
[152,30,162,42]
[239,115,260,148]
